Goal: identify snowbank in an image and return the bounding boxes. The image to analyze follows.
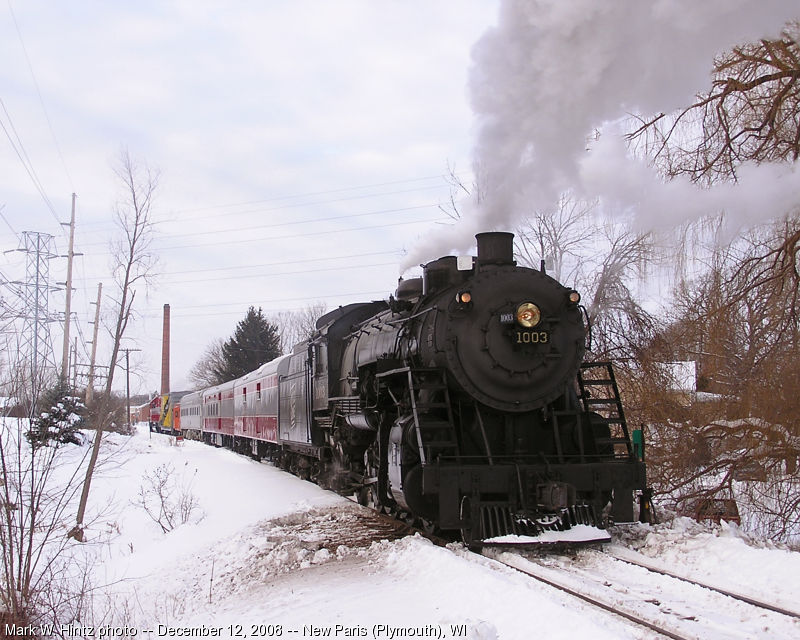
[33,424,799,639]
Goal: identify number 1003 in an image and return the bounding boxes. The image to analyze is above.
[516,331,548,344]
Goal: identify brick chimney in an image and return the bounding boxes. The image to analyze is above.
[161,303,170,396]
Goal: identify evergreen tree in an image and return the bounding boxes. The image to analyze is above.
[212,306,282,382]
[26,381,86,448]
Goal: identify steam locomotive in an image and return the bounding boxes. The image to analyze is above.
[179,232,648,543]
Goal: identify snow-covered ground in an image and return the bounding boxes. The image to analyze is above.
[47,425,800,638]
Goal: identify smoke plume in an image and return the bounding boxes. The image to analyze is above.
[402,0,798,269]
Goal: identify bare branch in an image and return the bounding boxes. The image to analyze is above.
[71,149,159,541]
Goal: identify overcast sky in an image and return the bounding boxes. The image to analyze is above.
[0,1,498,394]
[3,1,797,398]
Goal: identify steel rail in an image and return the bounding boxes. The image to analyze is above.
[603,548,800,620]
[484,551,700,640]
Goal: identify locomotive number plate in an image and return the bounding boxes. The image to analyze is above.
[515,330,549,344]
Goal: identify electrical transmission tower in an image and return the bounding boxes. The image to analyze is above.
[10,231,60,409]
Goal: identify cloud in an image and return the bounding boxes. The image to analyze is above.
[0,1,496,391]
[580,134,800,237]
[402,0,799,269]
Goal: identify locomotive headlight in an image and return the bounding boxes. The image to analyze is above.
[456,291,472,304]
[568,290,581,304]
[516,302,541,328]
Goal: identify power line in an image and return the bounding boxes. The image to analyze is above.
[77,199,446,248]
[0,204,19,240]
[160,249,396,277]
[76,212,446,256]
[174,203,438,238]
[159,184,450,227]
[153,215,446,252]
[76,256,402,287]
[80,201,437,247]
[161,260,399,286]
[138,289,392,318]
[0,98,63,230]
[72,176,458,236]
[7,0,74,190]
[166,172,463,216]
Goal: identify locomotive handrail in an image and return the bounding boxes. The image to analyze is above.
[474,404,494,466]
[430,453,636,463]
[375,366,411,378]
[383,305,437,325]
[406,368,428,464]
[579,304,593,350]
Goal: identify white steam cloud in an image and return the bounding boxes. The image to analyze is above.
[580,134,800,240]
[403,0,798,269]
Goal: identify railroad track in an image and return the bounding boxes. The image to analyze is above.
[257,461,797,637]
[344,501,799,638]
[482,546,800,640]
[271,496,798,639]
[604,547,800,620]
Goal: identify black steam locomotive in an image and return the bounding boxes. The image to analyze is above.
[181,232,648,543]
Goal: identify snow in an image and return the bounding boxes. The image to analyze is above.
[485,525,611,545]
[29,424,800,638]
[609,519,800,613]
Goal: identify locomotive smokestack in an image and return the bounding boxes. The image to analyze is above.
[161,303,170,396]
[476,232,515,266]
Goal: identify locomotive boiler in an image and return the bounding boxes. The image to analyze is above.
[181,232,648,543]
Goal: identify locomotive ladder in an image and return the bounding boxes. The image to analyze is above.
[406,368,459,464]
[577,362,633,459]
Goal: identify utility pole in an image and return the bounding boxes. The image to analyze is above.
[120,347,141,434]
[85,282,102,406]
[72,336,78,391]
[60,193,80,382]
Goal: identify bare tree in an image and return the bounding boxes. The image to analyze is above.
[515,203,656,363]
[189,303,325,389]
[627,21,800,185]
[188,338,226,389]
[514,192,598,282]
[627,21,800,309]
[582,225,656,362]
[620,24,800,540]
[0,347,96,625]
[70,149,158,542]
[272,302,327,354]
[437,160,489,222]
[630,218,800,541]
[726,214,800,329]
[134,463,202,533]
